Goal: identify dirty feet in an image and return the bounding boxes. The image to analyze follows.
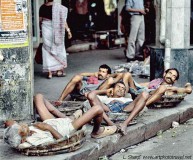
[117,123,127,136]
[184,83,192,94]
[47,71,52,79]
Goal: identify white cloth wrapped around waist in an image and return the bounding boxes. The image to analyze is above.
[19,118,75,148]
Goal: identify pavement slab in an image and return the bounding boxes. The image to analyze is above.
[0,48,193,159]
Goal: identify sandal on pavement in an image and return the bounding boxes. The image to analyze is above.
[73,109,83,119]
[47,72,52,79]
[57,70,66,77]
[91,126,117,139]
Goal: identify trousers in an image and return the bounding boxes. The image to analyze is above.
[127,15,145,58]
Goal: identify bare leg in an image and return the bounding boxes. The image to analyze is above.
[34,94,66,120]
[34,94,55,121]
[98,77,114,90]
[58,75,83,101]
[122,72,137,93]
[119,92,149,135]
[86,91,115,126]
[72,105,105,135]
[146,85,167,106]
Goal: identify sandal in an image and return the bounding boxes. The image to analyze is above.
[47,72,52,79]
[57,70,66,77]
[73,109,83,119]
[91,126,117,139]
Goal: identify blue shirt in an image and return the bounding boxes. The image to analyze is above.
[125,0,144,15]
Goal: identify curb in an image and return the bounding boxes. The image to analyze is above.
[0,95,193,160]
[62,95,193,160]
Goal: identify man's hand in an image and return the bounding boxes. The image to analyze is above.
[34,122,63,139]
[68,32,72,39]
[33,122,50,131]
[139,10,146,15]
[107,88,114,97]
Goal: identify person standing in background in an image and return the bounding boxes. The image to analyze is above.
[39,0,72,79]
[125,0,145,62]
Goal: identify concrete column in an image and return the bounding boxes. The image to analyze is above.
[151,0,191,86]
[155,0,190,48]
[0,0,33,126]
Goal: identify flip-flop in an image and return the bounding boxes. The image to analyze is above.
[73,109,83,119]
[91,126,117,139]
[57,70,66,77]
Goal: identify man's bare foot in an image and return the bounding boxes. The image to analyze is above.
[185,83,192,94]
[118,123,127,136]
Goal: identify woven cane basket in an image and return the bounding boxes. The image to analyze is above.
[153,93,186,108]
[19,129,86,156]
[50,101,84,116]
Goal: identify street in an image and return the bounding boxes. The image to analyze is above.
[110,119,193,160]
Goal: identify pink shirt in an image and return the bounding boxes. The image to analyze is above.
[148,78,164,89]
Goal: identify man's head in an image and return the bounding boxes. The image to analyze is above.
[112,81,126,97]
[163,68,179,84]
[98,64,111,80]
[3,120,30,148]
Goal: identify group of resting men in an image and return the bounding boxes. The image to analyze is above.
[4,64,192,149]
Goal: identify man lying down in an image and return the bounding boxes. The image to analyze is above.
[3,94,117,149]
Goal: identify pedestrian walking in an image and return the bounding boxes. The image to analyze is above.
[39,0,72,79]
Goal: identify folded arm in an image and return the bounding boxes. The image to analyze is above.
[33,122,62,140]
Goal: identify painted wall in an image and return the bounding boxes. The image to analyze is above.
[0,0,33,126]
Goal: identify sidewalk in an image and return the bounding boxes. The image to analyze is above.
[0,48,193,160]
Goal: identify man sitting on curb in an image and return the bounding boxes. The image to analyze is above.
[3,94,117,148]
[84,81,149,135]
[57,64,123,103]
[122,68,192,106]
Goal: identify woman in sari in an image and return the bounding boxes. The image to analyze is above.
[39,0,72,79]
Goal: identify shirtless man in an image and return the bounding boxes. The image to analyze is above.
[122,68,192,106]
[85,81,149,135]
[4,94,117,148]
[58,64,123,102]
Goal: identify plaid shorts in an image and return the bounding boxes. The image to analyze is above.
[107,101,131,113]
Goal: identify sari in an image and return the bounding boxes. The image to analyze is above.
[41,3,68,72]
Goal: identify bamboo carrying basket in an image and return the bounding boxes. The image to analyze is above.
[19,101,86,156]
[19,129,86,156]
[152,93,186,108]
[50,101,84,115]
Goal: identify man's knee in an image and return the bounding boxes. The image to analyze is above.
[123,72,132,80]
[106,77,114,86]
[86,91,97,101]
[141,91,149,100]
[92,105,103,114]
[34,93,43,100]
[71,75,82,83]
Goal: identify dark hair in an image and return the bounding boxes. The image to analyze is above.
[99,64,111,74]
[111,81,126,89]
[165,68,180,80]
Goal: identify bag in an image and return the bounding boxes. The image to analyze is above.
[35,43,43,64]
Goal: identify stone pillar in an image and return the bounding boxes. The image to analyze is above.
[151,0,191,86]
[0,0,33,126]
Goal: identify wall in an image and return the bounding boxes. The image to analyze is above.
[0,0,33,126]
